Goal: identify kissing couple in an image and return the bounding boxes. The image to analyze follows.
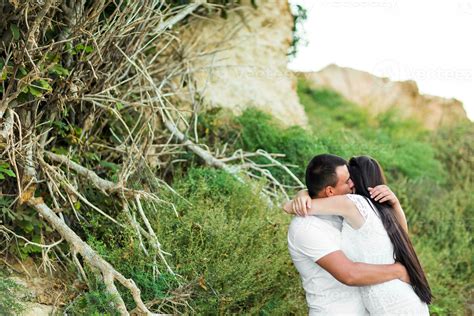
[283,154,431,315]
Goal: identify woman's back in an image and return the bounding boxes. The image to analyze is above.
[341,194,429,315]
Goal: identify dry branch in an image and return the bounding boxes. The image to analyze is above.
[43,151,175,273]
[163,120,231,171]
[0,0,304,314]
[164,119,304,200]
[45,151,118,192]
[28,197,164,316]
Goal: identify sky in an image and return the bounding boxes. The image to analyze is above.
[288,0,474,120]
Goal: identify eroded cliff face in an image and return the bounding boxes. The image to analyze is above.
[178,0,308,127]
[299,64,468,130]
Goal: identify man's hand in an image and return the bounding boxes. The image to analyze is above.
[368,185,399,206]
[291,190,311,216]
[317,251,412,286]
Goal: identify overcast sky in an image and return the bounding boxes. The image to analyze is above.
[288,0,474,120]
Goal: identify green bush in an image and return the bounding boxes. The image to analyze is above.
[296,79,445,183]
[67,281,120,316]
[294,80,472,314]
[158,87,470,314]
[297,83,373,131]
[151,168,305,314]
[79,168,305,314]
[236,108,327,183]
[69,83,472,314]
[390,176,472,314]
[76,207,179,314]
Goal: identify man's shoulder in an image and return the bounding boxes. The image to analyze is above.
[288,216,341,238]
[289,215,340,230]
[289,215,318,227]
[288,216,342,261]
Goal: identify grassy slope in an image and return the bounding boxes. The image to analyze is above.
[296,79,473,314]
[67,80,472,315]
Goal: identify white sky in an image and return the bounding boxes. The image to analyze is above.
[288,0,474,120]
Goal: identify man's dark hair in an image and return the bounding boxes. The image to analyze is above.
[305,154,347,198]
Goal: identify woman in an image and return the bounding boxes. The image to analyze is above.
[285,156,431,315]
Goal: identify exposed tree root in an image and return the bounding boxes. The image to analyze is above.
[164,119,304,200]
[45,151,118,192]
[0,0,305,314]
[28,197,165,316]
[43,151,175,275]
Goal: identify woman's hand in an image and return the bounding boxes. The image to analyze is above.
[282,200,295,215]
[292,190,311,216]
[282,190,311,216]
[368,185,408,233]
[368,185,399,206]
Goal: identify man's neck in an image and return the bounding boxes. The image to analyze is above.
[317,192,329,199]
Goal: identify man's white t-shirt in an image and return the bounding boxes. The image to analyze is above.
[288,215,368,315]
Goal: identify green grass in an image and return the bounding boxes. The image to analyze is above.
[294,80,473,314]
[151,168,305,314]
[71,80,472,314]
[77,168,305,314]
[297,79,445,182]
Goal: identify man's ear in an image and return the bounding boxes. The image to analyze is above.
[325,186,335,197]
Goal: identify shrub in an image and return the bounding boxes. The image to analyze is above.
[236,108,327,184]
[67,281,121,316]
[150,168,305,314]
[296,79,445,183]
[79,168,305,314]
[66,84,472,314]
[295,81,472,313]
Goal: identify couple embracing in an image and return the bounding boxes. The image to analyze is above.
[283,154,431,315]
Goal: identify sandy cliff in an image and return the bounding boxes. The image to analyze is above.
[298,64,468,130]
[178,0,307,127]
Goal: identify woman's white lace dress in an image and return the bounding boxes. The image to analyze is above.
[341,194,429,315]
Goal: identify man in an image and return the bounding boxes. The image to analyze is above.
[284,154,408,315]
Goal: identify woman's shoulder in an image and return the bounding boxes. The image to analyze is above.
[345,193,370,205]
[345,194,373,220]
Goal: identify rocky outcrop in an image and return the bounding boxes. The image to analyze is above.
[299,64,468,130]
[179,0,307,127]
[3,258,76,315]
[22,303,55,316]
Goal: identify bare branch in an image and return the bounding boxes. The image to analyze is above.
[28,197,165,316]
[45,151,118,192]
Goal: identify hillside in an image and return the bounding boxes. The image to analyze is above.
[0,1,472,315]
[179,0,308,126]
[298,64,469,130]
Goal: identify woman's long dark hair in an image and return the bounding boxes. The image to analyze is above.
[348,156,432,304]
